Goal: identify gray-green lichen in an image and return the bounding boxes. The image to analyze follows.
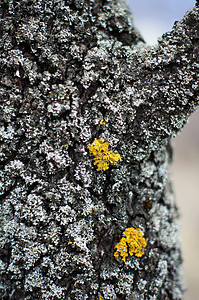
[0,0,198,299]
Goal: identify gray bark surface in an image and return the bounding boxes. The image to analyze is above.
[0,0,199,299]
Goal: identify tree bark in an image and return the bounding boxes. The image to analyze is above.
[0,0,198,299]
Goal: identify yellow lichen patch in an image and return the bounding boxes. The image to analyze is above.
[99,296,104,300]
[100,119,106,125]
[68,240,72,245]
[114,227,147,262]
[66,141,71,147]
[88,138,121,171]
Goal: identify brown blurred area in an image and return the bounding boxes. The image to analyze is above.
[171,110,199,300]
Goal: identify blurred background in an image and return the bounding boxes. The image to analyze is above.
[126,1,199,299]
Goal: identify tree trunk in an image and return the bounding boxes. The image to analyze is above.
[0,0,198,299]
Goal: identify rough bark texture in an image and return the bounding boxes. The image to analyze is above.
[0,0,199,299]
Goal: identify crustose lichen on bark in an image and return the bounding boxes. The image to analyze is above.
[0,0,199,299]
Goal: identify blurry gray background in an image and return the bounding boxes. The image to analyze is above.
[126,1,199,299]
